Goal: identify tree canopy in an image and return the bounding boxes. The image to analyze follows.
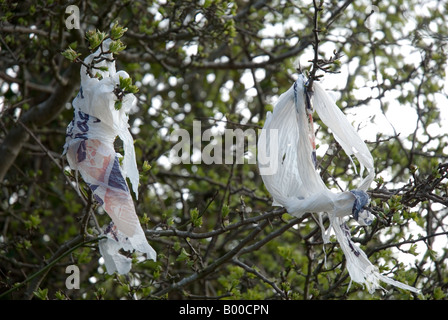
[0,0,447,300]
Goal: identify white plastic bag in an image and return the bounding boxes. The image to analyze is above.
[64,39,156,274]
[258,74,419,294]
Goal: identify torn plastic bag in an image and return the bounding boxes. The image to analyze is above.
[258,74,419,294]
[98,223,135,275]
[64,39,156,274]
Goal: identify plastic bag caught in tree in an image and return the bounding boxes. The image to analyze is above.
[258,74,419,294]
[63,39,156,274]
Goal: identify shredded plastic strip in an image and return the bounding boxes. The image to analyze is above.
[258,74,420,294]
[64,39,156,274]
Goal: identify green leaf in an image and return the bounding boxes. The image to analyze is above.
[61,47,81,62]
[114,100,122,110]
[127,84,139,94]
[222,204,230,218]
[98,66,109,72]
[141,212,150,225]
[109,39,126,54]
[33,288,48,300]
[110,21,128,40]
[86,29,107,50]
[119,76,132,90]
[54,291,66,300]
[24,214,41,230]
[176,248,191,262]
[190,207,202,227]
[434,287,446,300]
[142,160,152,172]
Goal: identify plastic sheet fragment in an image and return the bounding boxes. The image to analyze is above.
[258,74,420,294]
[64,39,156,274]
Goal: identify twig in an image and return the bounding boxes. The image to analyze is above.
[16,119,87,206]
[305,0,343,92]
[16,119,102,237]
[153,220,270,297]
[0,235,102,299]
[369,231,448,254]
[307,0,323,93]
[238,215,305,255]
[232,258,287,299]
[146,207,286,240]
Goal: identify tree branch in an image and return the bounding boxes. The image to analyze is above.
[306,0,323,92]
[0,234,100,299]
[0,63,80,181]
[153,219,270,297]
